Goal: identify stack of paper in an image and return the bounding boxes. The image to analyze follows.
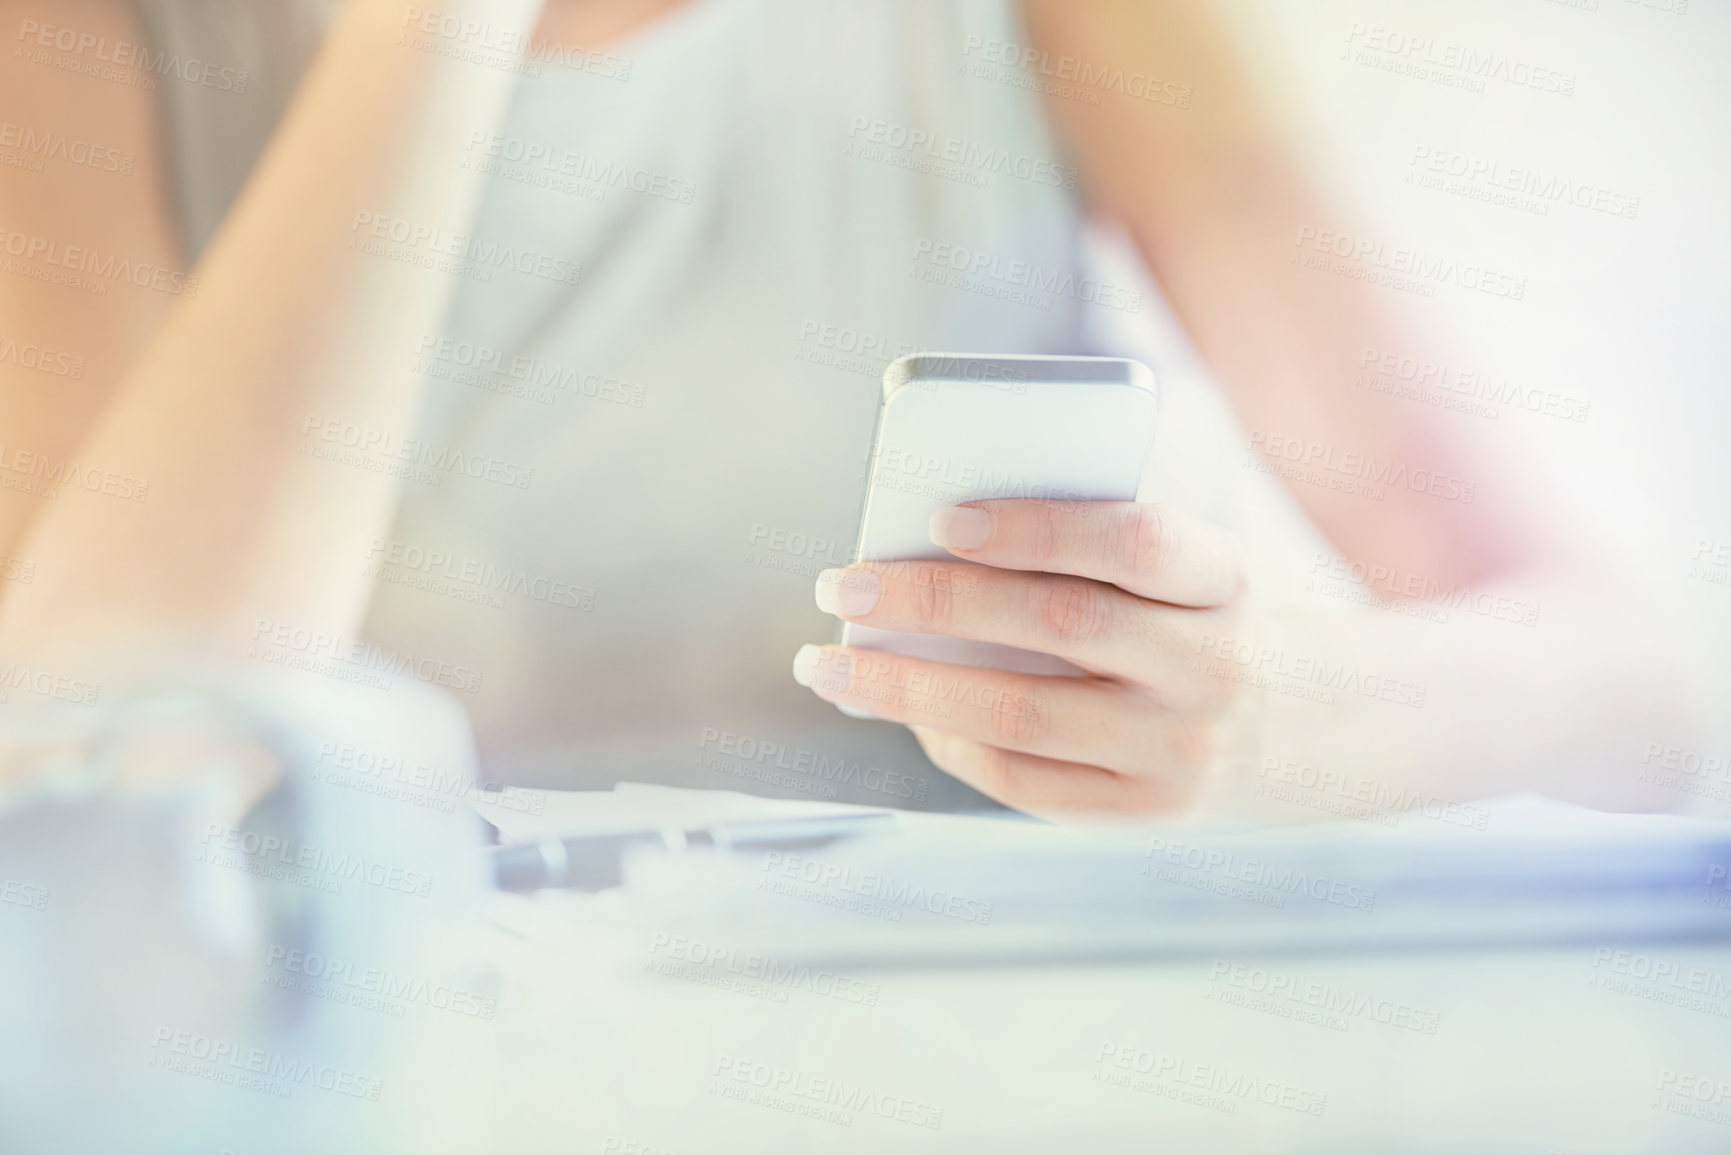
[617,793,1731,967]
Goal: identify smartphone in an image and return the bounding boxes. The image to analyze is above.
[839,353,1158,681]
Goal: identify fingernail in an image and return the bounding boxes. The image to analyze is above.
[792,644,822,687]
[930,506,993,550]
[815,568,880,617]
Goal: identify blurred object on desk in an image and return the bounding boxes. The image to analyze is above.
[613,792,1731,968]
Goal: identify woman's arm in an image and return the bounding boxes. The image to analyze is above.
[0,0,182,566]
[0,0,544,660]
[795,2,1711,819]
[1021,0,1553,589]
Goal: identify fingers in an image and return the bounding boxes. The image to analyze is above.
[910,728,1198,818]
[800,502,1244,817]
[814,559,1227,709]
[928,501,1244,608]
[792,644,1207,776]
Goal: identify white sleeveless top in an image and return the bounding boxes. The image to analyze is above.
[136,0,1183,808]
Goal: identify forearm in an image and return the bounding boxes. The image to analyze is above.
[0,0,543,658]
[1023,0,1547,588]
[1205,570,1717,821]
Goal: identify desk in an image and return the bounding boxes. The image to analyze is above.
[476,800,1731,1154]
[7,740,1728,1154]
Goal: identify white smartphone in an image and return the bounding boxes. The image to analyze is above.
[839,353,1158,680]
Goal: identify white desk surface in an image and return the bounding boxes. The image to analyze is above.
[470,787,1731,1154]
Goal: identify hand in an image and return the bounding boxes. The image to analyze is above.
[793,501,1246,819]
